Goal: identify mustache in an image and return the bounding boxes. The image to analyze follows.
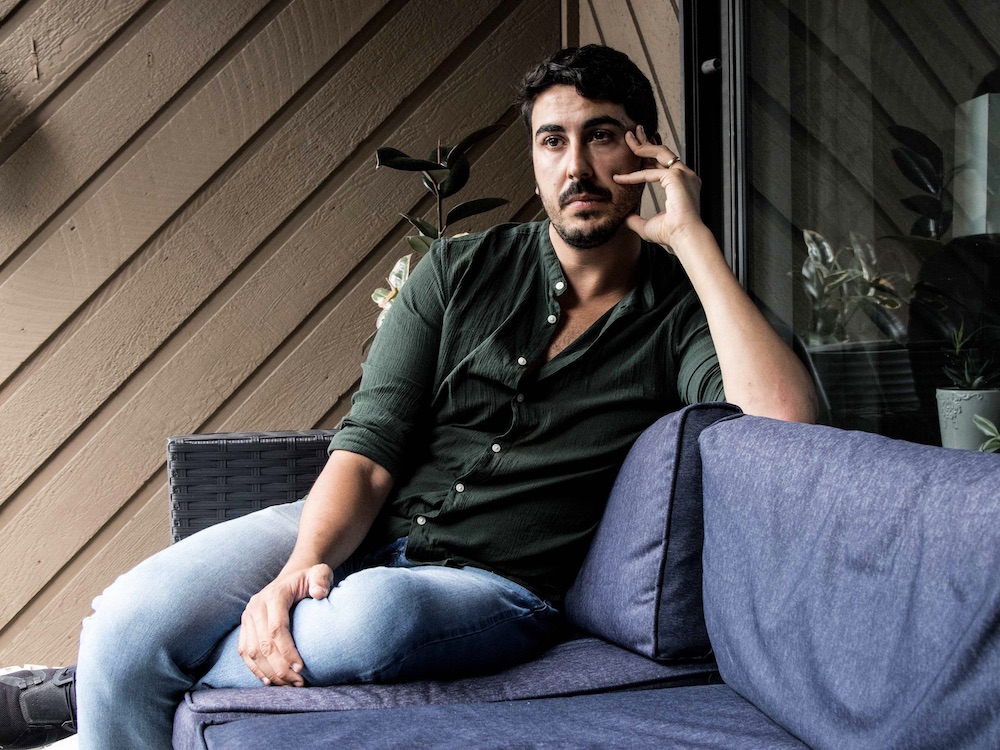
[559,180,612,207]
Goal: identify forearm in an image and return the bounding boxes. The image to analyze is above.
[282,449,394,574]
[672,223,818,422]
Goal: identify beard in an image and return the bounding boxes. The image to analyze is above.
[548,180,644,249]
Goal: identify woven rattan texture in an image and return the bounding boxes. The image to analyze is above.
[168,430,338,543]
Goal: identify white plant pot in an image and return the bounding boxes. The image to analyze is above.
[936,388,1000,450]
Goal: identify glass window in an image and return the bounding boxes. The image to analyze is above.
[744,0,1000,447]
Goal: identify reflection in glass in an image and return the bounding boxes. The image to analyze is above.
[746,0,1000,445]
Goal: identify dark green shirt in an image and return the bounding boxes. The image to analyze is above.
[330,220,723,602]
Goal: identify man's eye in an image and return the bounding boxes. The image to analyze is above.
[591,130,612,142]
[543,136,562,147]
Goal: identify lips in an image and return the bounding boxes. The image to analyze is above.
[563,193,607,208]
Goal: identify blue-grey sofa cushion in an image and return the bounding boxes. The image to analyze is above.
[700,416,1000,750]
[174,635,719,750]
[199,684,806,750]
[564,402,741,661]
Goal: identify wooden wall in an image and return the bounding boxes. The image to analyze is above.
[0,0,563,666]
[570,0,684,214]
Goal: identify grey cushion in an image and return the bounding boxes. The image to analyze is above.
[564,402,741,661]
[199,684,806,750]
[174,635,719,750]
[701,416,1000,750]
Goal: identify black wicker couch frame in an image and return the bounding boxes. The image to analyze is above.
[167,430,338,543]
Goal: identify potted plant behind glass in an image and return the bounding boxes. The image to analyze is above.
[799,227,925,434]
[936,320,1000,450]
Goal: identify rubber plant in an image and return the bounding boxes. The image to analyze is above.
[366,124,509,347]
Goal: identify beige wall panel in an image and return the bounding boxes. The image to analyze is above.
[0,483,168,666]
[0,0,385,381]
[0,0,496,519]
[0,0,393,506]
[0,0,22,23]
[0,0,150,142]
[0,0,269,265]
[0,0,504,630]
[1,0,561,662]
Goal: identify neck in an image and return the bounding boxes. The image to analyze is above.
[548,222,642,303]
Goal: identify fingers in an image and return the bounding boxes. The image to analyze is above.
[625,126,682,168]
[308,563,333,600]
[238,576,313,688]
[613,168,667,185]
[624,213,649,239]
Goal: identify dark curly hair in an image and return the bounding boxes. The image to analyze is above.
[516,45,658,136]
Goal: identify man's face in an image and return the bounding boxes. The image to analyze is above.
[530,85,645,249]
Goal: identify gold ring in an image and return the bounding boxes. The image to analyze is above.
[665,155,681,168]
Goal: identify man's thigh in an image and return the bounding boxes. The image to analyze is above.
[82,500,303,672]
[289,562,563,685]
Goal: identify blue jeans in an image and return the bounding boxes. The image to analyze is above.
[76,501,562,749]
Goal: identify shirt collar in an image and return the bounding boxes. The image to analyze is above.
[537,219,658,312]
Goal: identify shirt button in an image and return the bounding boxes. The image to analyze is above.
[517,356,527,366]
[515,393,525,403]
[555,281,566,292]
[415,515,427,526]
[547,314,557,324]
[455,483,466,493]
[491,443,502,453]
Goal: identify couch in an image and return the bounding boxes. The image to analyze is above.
[166,404,1000,749]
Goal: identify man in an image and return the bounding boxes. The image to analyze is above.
[0,45,816,749]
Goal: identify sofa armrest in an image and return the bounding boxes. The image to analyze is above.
[167,430,338,543]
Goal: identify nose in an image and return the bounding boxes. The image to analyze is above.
[567,141,593,180]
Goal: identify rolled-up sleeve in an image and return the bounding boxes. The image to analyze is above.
[675,297,725,405]
[329,243,447,475]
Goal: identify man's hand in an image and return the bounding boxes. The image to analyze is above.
[612,125,705,249]
[238,563,333,687]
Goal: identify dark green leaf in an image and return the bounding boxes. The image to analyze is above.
[887,125,943,174]
[406,235,434,255]
[802,229,836,266]
[439,155,471,198]
[445,197,509,226]
[892,147,941,195]
[376,147,444,172]
[823,269,854,292]
[402,213,439,238]
[848,232,878,278]
[901,194,942,218]
[421,168,450,195]
[910,215,939,239]
[445,123,505,167]
[361,330,377,354]
[425,143,452,162]
[857,297,907,343]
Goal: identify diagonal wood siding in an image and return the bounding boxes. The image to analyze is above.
[0,0,561,665]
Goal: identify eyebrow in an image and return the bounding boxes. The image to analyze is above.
[534,115,628,138]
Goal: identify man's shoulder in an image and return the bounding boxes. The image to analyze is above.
[438,220,547,256]
[430,220,548,280]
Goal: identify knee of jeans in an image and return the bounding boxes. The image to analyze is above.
[291,566,427,683]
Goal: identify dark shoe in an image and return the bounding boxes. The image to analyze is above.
[0,666,76,749]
